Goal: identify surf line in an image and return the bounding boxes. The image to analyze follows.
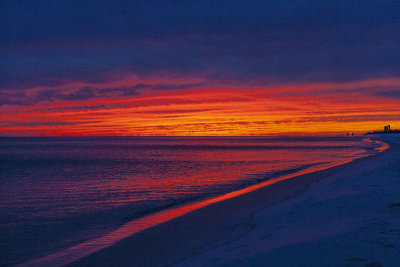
[20,140,389,267]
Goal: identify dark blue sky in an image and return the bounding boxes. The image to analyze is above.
[1,1,400,136]
[1,0,399,91]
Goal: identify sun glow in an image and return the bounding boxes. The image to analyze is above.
[1,78,400,136]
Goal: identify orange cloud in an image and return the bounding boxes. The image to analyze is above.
[1,78,400,136]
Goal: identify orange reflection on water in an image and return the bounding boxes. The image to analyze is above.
[20,139,388,267]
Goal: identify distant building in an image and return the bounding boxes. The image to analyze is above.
[365,124,399,135]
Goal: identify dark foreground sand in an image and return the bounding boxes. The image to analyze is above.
[67,135,400,267]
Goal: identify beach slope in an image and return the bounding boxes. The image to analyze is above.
[72,135,400,266]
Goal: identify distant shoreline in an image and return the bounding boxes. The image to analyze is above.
[366,130,400,135]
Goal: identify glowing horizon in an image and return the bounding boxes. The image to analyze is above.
[1,77,399,136]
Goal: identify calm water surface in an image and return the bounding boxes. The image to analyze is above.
[0,136,382,265]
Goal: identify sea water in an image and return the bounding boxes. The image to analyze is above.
[0,136,382,265]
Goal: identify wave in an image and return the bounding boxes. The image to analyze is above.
[123,162,329,223]
[257,162,330,181]
[123,196,202,222]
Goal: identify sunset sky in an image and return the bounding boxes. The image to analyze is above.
[1,1,399,136]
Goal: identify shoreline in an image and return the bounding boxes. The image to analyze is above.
[20,137,392,266]
[69,138,395,266]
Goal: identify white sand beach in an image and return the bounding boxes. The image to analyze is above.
[67,135,399,267]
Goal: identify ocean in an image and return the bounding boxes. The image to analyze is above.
[0,136,383,265]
